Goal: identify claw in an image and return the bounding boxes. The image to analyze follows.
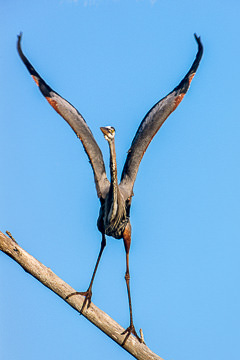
[121,324,143,346]
[65,289,92,314]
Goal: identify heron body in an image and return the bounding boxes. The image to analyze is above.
[97,188,129,240]
[97,127,130,239]
[17,33,203,345]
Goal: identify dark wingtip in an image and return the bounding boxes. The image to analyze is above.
[17,32,22,47]
[194,33,200,42]
[182,33,203,79]
[16,32,36,77]
[193,33,203,58]
[173,33,203,94]
[16,33,54,98]
[17,32,24,59]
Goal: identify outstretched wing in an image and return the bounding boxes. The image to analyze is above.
[120,34,203,200]
[17,33,110,199]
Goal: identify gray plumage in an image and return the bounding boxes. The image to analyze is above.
[17,33,203,344]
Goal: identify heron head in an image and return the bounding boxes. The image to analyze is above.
[100,126,115,142]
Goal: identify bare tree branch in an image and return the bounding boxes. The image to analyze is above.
[0,230,163,360]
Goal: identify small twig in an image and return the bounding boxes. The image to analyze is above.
[6,230,17,243]
[140,329,145,344]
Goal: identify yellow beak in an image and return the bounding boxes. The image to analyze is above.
[100,127,110,136]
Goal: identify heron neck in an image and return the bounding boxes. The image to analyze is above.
[106,138,126,229]
[109,138,118,190]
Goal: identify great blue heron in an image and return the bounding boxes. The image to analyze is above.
[17,33,203,345]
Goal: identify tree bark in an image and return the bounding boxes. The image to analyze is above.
[0,230,163,360]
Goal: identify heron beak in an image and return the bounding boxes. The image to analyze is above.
[100,127,109,136]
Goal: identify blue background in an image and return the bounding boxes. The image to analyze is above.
[1,1,239,359]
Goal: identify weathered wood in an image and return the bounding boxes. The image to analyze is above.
[0,230,163,360]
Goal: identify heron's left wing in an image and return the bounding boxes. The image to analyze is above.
[120,34,203,200]
[17,33,110,199]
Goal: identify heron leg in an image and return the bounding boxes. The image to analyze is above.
[121,223,143,346]
[66,233,106,314]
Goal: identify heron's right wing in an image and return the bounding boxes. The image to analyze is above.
[17,33,110,199]
[120,34,203,200]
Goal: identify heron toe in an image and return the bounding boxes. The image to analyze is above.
[121,324,143,346]
[66,289,92,313]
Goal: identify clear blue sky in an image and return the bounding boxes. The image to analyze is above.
[1,1,239,359]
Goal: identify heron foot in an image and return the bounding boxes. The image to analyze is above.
[121,324,143,346]
[65,289,92,314]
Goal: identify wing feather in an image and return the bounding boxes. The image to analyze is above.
[120,34,203,199]
[17,33,109,199]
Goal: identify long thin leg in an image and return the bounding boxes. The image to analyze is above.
[66,233,106,313]
[121,223,142,346]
